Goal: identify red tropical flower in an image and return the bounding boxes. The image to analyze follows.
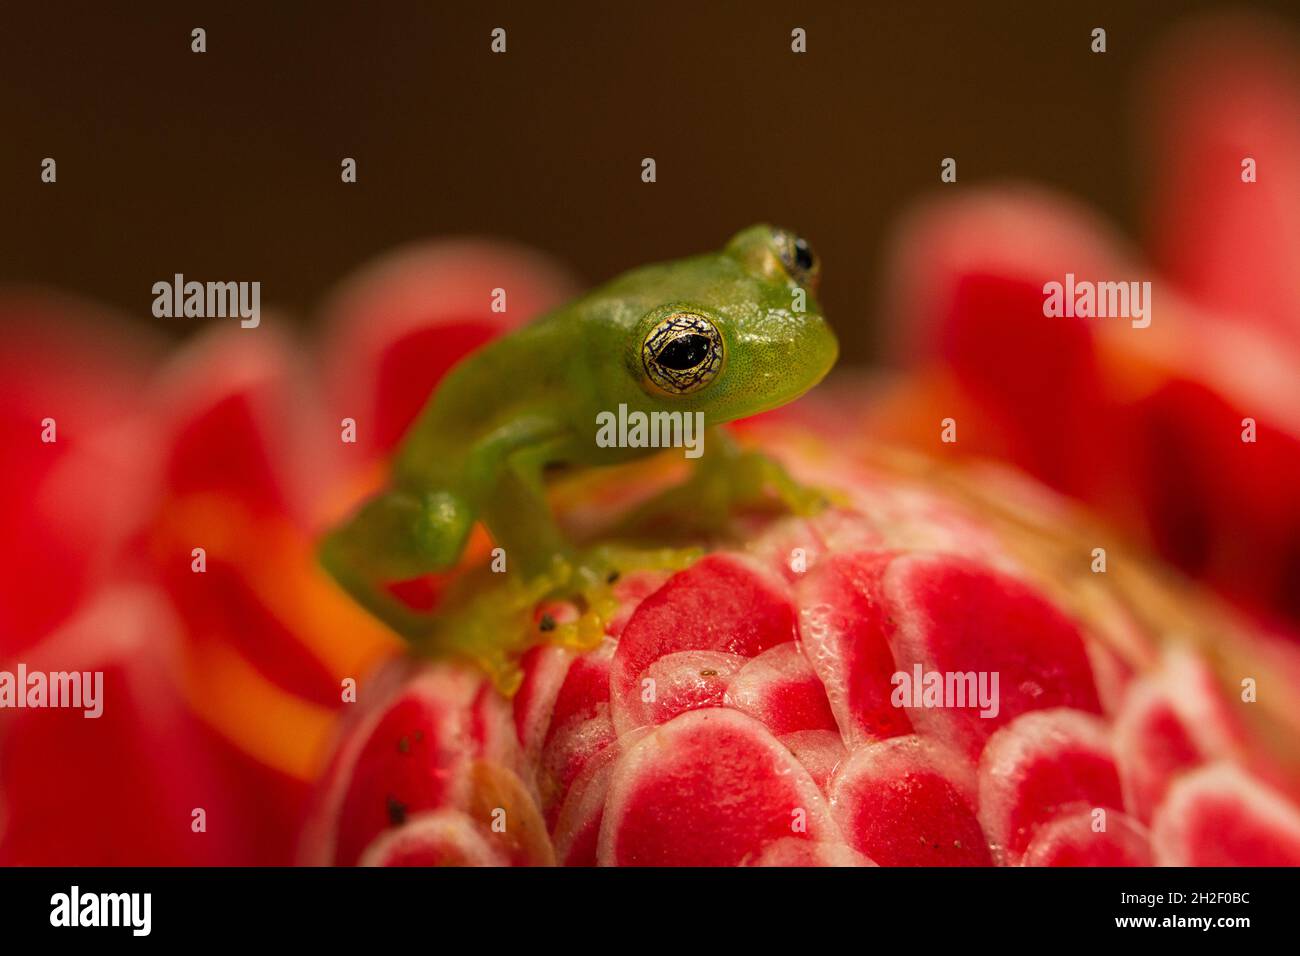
[0,242,575,864]
[873,16,1300,627]
[299,418,1300,866]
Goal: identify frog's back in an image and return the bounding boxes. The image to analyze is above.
[389,312,586,486]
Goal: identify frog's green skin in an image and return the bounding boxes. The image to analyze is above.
[320,225,838,642]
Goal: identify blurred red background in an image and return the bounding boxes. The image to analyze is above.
[2,5,1298,864]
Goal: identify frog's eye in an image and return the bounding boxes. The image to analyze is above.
[641,312,724,395]
[773,229,819,290]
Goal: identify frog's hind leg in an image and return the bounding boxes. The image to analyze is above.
[612,426,829,542]
[319,488,474,638]
[701,427,830,516]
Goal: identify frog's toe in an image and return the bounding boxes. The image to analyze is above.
[709,447,830,519]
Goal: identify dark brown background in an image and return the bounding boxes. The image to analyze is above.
[3,0,1295,363]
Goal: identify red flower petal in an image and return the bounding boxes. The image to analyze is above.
[827,735,991,866]
[1021,810,1152,866]
[796,551,913,745]
[599,709,835,866]
[1151,763,1300,866]
[0,295,162,651]
[1113,648,1244,822]
[0,586,302,865]
[318,241,577,461]
[609,553,796,735]
[1144,17,1300,350]
[976,708,1124,864]
[883,554,1101,760]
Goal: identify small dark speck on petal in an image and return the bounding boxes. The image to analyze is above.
[386,794,408,827]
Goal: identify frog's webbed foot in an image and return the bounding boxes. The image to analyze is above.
[319,488,474,641]
[414,542,697,694]
[703,432,829,517]
[612,427,830,542]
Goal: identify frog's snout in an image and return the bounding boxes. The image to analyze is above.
[754,311,838,409]
[805,314,839,387]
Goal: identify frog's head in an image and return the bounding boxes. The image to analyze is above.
[601,224,838,425]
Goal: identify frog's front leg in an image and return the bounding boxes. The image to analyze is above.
[320,416,565,638]
[319,488,474,639]
[477,438,573,580]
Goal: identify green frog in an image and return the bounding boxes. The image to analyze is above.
[320,225,838,670]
